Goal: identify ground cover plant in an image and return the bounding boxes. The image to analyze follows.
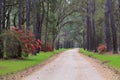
[80,48,120,72]
[0,49,66,76]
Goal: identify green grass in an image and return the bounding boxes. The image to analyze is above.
[80,48,120,72]
[0,49,66,76]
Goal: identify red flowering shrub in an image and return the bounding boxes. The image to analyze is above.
[40,44,52,52]
[0,27,42,59]
[12,28,42,55]
[12,28,32,54]
[47,45,52,51]
[97,44,107,53]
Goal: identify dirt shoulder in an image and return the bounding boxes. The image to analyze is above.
[80,53,120,80]
[0,53,62,80]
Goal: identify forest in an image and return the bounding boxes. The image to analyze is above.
[0,0,120,59]
[0,0,120,80]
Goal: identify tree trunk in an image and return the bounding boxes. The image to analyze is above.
[118,0,120,50]
[0,0,5,58]
[18,0,23,57]
[108,0,118,53]
[0,3,3,57]
[86,0,92,51]
[36,0,42,40]
[56,38,60,50]
[86,0,89,50]
[52,25,55,50]
[39,0,45,40]
[18,0,22,29]
[26,0,31,30]
[0,0,2,58]
[0,0,2,33]
[32,0,37,39]
[104,0,112,52]
[2,0,6,30]
[6,7,12,29]
[45,0,49,51]
[13,12,17,27]
[91,0,97,51]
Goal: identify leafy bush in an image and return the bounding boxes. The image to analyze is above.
[47,45,52,51]
[41,44,53,52]
[12,28,42,55]
[0,28,42,59]
[97,44,107,53]
[0,31,21,58]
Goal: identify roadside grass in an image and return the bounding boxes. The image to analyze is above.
[80,48,120,72]
[0,49,66,76]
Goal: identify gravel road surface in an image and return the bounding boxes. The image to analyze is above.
[23,49,105,80]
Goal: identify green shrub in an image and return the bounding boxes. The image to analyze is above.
[0,28,42,59]
[0,31,22,59]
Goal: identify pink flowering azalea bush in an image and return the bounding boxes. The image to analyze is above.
[12,28,42,55]
[0,28,42,59]
[97,44,107,53]
[47,45,52,51]
[41,43,53,52]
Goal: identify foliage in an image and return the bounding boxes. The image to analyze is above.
[41,44,52,52]
[47,45,52,51]
[0,49,66,76]
[0,28,42,59]
[0,31,21,58]
[97,44,107,53]
[12,28,42,55]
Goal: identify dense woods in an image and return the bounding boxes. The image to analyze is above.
[0,0,120,59]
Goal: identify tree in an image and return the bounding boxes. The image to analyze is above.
[18,0,23,29]
[37,0,45,40]
[2,0,6,30]
[44,0,50,51]
[26,0,31,30]
[104,0,112,52]
[0,0,6,58]
[91,0,97,51]
[86,0,93,51]
[0,0,3,58]
[32,0,37,39]
[108,0,118,53]
[118,0,120,50]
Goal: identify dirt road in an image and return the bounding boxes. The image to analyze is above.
[22,49,105,80]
